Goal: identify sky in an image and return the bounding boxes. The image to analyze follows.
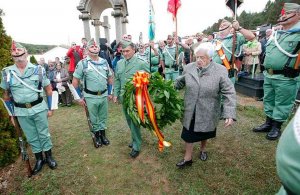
[0,0,273,46]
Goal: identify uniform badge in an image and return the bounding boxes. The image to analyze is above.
[288,41,294,47]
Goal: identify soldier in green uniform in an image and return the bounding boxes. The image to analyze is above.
[145,41,160,73]
[276,107,300,195]
[161,35,184,81]
[72,38,113,147]
[113,40,150,158]
[0,41,57,175]
[212,19,255,83]
[253,3,300,140]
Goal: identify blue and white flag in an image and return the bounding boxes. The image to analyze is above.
[148,0,155,41]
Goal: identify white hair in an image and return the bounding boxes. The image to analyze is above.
[194,42,215,58]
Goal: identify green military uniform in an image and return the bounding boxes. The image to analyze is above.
[162,45,183,81]
[0,63,53,153]
[253,3,300,140]
[263,22,300,122]
[276,108,300,195]
[212,33,246,83]
[145,47,160,73]
[73,56,113,133]
[114,55,150,152]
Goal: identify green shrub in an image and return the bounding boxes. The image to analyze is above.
[0,102,19,167]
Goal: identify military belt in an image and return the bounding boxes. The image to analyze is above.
[14,97,43,108]
[84,88,107,96]
[266,69,284,75]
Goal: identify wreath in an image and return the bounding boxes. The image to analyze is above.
[123,72,184,147]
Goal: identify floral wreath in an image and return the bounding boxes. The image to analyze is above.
[123,72,184,151]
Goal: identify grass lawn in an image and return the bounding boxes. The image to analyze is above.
[1,100,281,194]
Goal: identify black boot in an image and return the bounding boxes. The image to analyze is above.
[95,131,102,147]
[32,152,44,175]
[100,130,110,146]
[266,120,282,140]
[253,116,273,132]
[44,149,57,169]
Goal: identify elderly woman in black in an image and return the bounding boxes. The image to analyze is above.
[175,42,236,168]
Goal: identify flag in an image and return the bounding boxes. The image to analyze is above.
[148,0,155,41]
[225,0,243,16]
[167,0,181,19]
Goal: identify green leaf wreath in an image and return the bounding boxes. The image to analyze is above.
[123,72,184,131]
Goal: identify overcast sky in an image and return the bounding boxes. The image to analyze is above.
[1,0,273,45]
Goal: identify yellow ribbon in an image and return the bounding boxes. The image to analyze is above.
[133,71,171,151]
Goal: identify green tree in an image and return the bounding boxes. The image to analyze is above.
[0,8,19,167]
[30,55,38,64]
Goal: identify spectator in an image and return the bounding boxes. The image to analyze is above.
[66,42,83,82]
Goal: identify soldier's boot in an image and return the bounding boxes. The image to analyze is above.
[100,130,110,146]
[253,116,273,132]
[266,121,282,140]
[95,131,102,147]
[32,152,44,175]
[45,149,57,169]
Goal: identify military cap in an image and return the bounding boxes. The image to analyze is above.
[283,3,300,13]
[120,39,134,49]
[11,40,25,51]
[87,38,98,48]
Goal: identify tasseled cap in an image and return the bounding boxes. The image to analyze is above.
[281,3,300,16]
[11,40,25,51]
[87,38,98,48]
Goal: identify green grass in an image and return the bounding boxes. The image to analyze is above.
[2,102,281,194]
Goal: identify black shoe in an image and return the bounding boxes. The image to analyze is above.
[176,159,193,168]
[128,143,133,148]
[266,121,282,140]
[44,149,57,169]
[32,152,44,175]
[129,149,140,158]
[100,130,110,145]
[253,117,272,132]
[94,131,102,148]
[199,151,208,161]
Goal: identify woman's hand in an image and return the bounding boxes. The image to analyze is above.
[224,118,234,127]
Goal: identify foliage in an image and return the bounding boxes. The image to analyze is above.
[20,42,55,55]
[123,72,184,131]
[29,55,38,64]
[0,105,18,167]
[0,9,19,167]
[203,0,296,35]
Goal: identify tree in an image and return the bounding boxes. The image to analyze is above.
[30,55,38,64]
[0,9,13,71]
[0,9,19,167]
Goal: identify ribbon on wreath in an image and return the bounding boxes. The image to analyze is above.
[132,71,171,151]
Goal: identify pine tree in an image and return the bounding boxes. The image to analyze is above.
[30,55,38,64]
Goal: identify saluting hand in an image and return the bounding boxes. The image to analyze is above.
[224,118,234,128]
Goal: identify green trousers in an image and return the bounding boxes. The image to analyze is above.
[263,76,298,122]
[165,68,179,81]
[17,110,53,153]
[122,105,142,151]
[85,96,108,132]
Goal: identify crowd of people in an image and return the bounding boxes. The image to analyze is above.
[1,2,300,194]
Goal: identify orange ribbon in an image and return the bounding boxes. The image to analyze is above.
[133,71,171,151]
[215,40,231,70]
